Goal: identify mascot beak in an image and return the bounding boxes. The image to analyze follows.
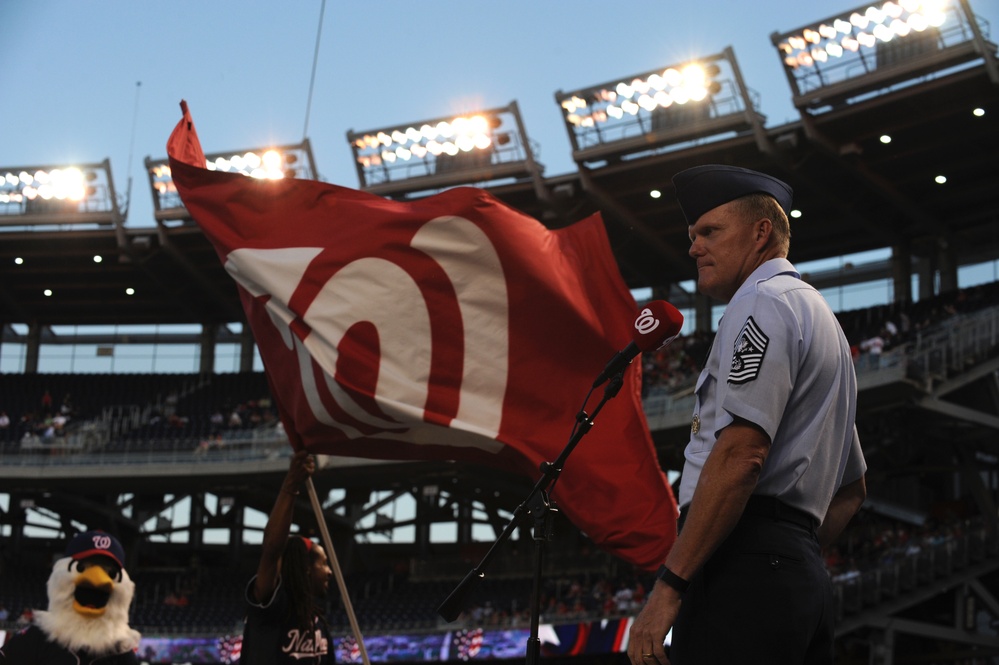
[72,563,115,617]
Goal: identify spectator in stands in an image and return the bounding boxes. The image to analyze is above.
[628,165,867,665]
[248,403,264,426]
[146,408,163,427]
[882,320,898,348]
[39,416,56,441]
[209,409,225,434]
[859,330,885,369]
[0,604,9,622]
[16,607,33,625]
[631,581,646,607]
[0,410,9,430]
[613,583,634,614]
[52,412,68,436]
[163,391,178,417]
[242,450,333,663]
[167,413,189,430]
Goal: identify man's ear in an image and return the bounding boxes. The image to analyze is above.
[755,217,773,247]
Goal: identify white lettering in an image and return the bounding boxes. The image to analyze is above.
[281,627,329,659]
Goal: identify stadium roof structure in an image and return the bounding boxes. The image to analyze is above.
[0,1,996,332]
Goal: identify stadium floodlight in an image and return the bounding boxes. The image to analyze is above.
[554,48,762,165]
[772,0,999,110]
[144,139,317,223]
[346,101,543,197]
[0,159,122,228]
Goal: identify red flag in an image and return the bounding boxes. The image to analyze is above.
[166,102,676,569]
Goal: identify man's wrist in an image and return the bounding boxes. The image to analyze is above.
[655,564,690,596]
[281,482,302,496]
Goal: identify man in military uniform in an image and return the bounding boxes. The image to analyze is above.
[628,165,867,665]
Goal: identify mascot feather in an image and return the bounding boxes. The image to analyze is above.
[0,530,141,664]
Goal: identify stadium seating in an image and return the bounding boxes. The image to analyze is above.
[1,515,994,637]
[2,285,998,640]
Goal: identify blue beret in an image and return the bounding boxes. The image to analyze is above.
[672,164,793,225]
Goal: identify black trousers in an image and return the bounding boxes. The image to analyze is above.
[669,508,834,665]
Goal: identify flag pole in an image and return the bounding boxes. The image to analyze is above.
[305,476,371,665]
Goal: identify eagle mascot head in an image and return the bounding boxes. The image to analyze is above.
[33,530,141,655]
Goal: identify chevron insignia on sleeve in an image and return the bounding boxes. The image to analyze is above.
[729,316,769,385]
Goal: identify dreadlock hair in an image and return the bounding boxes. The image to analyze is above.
[281,535,319,632]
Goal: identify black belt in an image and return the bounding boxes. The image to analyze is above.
[679,495,817,532]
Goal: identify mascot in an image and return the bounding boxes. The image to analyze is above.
[0,530,141,664]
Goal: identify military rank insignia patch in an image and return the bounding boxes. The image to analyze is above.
[729,316,768,385]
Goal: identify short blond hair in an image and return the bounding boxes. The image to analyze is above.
[736,193,791,256]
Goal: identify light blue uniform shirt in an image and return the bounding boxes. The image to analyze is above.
[678,258,867,523]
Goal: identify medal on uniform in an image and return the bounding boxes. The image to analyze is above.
[691,413,700,434]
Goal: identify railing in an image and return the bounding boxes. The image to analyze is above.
[905,306,999,388]
[332,521,999,637]
[3,305,998,469]
[645,303,999,429]
[0,431,290,468]
[832,522,998,625]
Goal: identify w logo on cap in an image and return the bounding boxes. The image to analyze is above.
[92,534,113,550]
[66,530,125,567]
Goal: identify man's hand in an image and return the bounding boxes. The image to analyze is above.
[283,449,316,493]
[628,582,681,665]
[818,475,866,549]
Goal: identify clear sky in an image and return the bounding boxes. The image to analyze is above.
[5,0,997,231]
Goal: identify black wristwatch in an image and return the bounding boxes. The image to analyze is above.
[655,564,690,595]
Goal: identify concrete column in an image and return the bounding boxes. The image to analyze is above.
[199,324,217,374]
[916,255,936,301]
[457,500,473,545]
[415,490,434,556]
[239,327,256,372]
[891,244,912,304]
[189,493,205,548]
[695,293,713,333]
[230,497,244,560]
[24,323,41,373]
[937,241,958,295]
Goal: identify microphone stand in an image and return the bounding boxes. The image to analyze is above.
[437,371,628,665]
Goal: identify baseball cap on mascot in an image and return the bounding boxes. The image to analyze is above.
[66,530,125,567]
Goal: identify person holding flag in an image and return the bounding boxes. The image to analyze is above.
[241,450,334,663]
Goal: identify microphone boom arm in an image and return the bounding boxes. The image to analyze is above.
[436,374,624,665]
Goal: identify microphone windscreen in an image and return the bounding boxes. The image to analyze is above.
[632,300,684,352]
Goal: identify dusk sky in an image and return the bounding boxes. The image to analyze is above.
[7,0,996,231]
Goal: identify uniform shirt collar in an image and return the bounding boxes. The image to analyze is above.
[731,257,800,302]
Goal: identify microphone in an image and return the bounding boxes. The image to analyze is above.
[592,300,684,388]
